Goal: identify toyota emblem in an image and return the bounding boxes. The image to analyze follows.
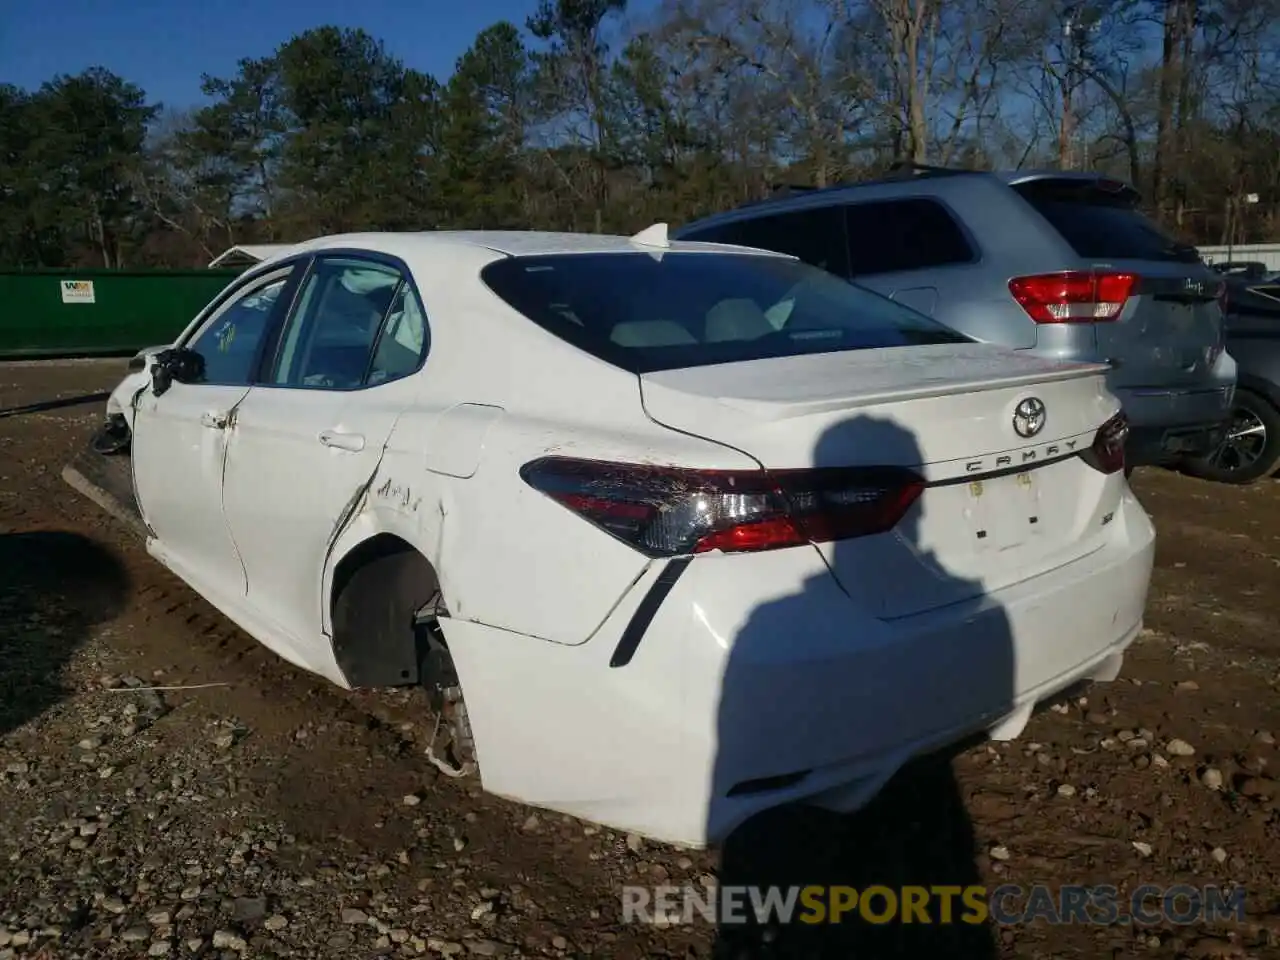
[1012,397,1047,438]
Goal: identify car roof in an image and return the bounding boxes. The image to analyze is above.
[674,167,1137,233]
[264,229,794,263]
[992,169,1130,186]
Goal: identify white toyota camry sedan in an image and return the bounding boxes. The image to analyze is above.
[97,226,1155,847]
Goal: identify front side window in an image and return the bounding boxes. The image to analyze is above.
[270,258,403,389]
[481,251,970,374]
[185,274,291,385]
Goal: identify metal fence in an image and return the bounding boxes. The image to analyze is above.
[1197,243,1280,272]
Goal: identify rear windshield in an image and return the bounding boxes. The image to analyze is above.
[479,251,970,374]
[1013,179,1201,264]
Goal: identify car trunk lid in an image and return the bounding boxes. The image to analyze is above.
[639,343,1124,618]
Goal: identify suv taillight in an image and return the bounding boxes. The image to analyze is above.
[1080,412,1129,475]
[1009,271,1139,323]
[520,457,925,557]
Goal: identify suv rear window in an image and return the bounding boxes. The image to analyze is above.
[844,198,975,274]
[679,207,849,275]
[1012,178,1201,263]
[680,197,975,278]
[480,251,970,374]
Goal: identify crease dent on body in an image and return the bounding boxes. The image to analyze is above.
[435,499,459,617]
[325,443,390,561]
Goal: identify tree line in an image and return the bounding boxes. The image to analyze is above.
[2,0,1278,269]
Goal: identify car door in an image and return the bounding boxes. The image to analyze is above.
[221,253,431,646]
[130,264,302,600]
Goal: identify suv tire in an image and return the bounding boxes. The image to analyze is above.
[1183,388,1280,485]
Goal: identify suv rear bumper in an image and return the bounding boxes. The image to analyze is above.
[1126,422,1227,465]
[1115,383,1233,466]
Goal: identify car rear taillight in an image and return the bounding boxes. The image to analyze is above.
[1008,271,1139,323]
[520,456,925,557]
[1080,412,1128,475]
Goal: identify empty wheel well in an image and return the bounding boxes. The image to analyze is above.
[330,534,427,612]
[330,535,440,687]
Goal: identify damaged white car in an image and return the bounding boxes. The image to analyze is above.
[93,227,1156,847]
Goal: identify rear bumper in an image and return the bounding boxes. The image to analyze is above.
[443,487,1156,848]
[1115,383,1233,465]
[1126,420,1228,465]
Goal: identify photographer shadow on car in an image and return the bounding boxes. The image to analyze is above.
[708,415,1016,960]
[0,531,131,736]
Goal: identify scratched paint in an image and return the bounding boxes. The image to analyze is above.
[375,476,421,513]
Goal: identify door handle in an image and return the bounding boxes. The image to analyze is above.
[319,429,365,452]
[200,411,228,429]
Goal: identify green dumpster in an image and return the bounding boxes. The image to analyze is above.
[0,268,245,359]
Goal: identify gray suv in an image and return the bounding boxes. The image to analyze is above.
[673,166,1235,468]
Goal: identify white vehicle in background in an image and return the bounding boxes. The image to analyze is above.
[94,226,1155,847]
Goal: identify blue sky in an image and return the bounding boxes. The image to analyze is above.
[1,0,650,109]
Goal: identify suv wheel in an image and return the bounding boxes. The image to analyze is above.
[1183,388,1280,485]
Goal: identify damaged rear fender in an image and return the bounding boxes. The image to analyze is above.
[319,473,449,643]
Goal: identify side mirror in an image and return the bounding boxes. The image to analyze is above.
[150,347,205,397]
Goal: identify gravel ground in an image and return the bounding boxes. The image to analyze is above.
[2,359,1280,960]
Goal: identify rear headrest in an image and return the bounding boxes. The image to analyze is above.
[705,298,774,342]
[610,320,698,348]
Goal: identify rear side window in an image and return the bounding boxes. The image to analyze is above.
[844,198,975,275]
[1012,178,1201,263]
[679,207,849,276]
[480,251,970,374]
[368,283,429,384]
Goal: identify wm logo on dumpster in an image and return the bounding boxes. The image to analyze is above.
[60,280,96,304]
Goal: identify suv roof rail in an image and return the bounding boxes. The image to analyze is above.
[732,183,817,209]
[700,163,986,220]
[882,160,978,179]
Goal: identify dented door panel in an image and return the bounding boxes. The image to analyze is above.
[131,381,253,598]
[221,380,420,646]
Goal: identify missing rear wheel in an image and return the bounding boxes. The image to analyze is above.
[417,613,477,778]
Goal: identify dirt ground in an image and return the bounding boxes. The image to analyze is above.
[1,359,1279,960]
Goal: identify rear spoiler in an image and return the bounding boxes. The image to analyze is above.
[1006,172,1142,203]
